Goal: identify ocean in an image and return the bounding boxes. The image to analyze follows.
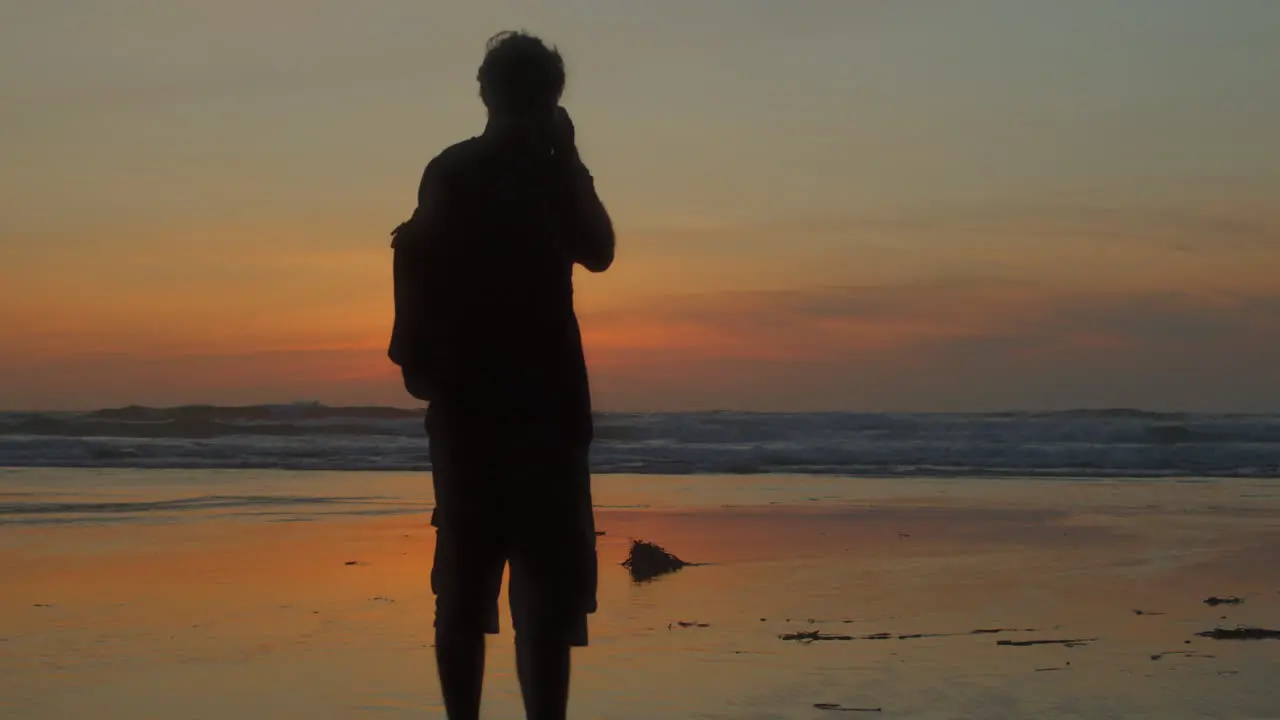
[5,406,1280,717]
[2,404,1278,478]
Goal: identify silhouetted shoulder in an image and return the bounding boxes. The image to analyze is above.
[419,138,485,196]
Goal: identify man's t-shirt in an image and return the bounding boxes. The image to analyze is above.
[390,133,593,446]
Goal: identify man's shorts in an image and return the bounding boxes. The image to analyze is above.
[427,412,597,647]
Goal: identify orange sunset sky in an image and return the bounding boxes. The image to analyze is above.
[3,1,1279,412]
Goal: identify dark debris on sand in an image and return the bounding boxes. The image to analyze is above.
[670,621,710,629]
[1151,651,1216,660]
[782,627,1040,643]
[782,630,855,642]
[1196,626,1280,640]
[998,638,1096,647]
[814,703,882,712]
[622,539,690,582]
[1204,596,1244,607]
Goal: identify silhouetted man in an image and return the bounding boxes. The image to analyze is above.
[388,31,614,720]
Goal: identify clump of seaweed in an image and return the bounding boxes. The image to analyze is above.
[622,539,690,582]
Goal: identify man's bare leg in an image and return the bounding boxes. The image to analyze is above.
[515,631,571,720]
[436,626,485,720]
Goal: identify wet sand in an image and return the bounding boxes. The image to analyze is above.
[2,472,1280,718]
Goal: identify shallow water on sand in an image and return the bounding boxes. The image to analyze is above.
[2,470,1279,718]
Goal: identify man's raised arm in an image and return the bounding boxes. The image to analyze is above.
[551,109,615,273]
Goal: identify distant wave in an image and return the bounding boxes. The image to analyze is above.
[3,417,420,439]
[1021,408,1189,420]
[85,403,421,422]
[2,404,1279,478]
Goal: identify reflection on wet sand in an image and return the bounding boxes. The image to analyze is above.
[2,473,1279,718]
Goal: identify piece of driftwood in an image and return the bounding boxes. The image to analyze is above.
[814,703,882,712]
[622,539,689,582]
[1203,596,1244,607]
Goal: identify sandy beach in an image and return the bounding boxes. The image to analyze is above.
[7,1,1280,717]
[2,470,1279,719]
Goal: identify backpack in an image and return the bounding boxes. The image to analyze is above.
[388,208,437,401]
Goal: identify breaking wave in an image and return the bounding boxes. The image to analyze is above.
[2,404,1278,478]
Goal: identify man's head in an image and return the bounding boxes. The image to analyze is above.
[478,31,565,121]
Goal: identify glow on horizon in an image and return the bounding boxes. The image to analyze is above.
[2,1,1279,411]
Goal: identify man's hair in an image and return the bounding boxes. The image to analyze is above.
[477,31,565,115]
